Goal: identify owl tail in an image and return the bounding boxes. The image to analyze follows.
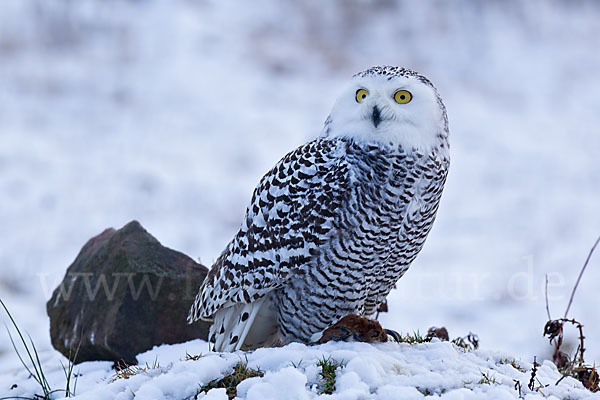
[211,296,278,352]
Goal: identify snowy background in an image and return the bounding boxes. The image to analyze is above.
[1,0,599,380]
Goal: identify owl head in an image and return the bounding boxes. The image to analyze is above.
[322,66,449,153]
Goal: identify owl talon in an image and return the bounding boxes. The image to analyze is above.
[384,329,402,343]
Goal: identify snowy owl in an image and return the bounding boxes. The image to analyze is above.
[188,66,450,352]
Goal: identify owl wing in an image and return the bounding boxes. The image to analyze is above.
[188,138,349,322]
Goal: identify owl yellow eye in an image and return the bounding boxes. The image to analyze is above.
[394,90,412,104]
[355,89,369,103]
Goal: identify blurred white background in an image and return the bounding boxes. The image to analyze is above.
[0,0,599,370]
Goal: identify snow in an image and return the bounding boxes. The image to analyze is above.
[2,339,599,399]
[1,0,600,398]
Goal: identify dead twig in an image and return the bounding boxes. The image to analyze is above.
[542,235,600,393]
[513,379,523,399]
[528,357,539,391]
[544,274,551,320]
[564,235,600,319]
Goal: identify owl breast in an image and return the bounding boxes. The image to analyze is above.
[275,138,449,342]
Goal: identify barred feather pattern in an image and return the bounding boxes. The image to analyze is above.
[188,135,449,348]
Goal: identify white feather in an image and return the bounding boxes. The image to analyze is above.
[212,298,266,352]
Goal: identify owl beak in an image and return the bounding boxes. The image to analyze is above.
[371,106,381,128]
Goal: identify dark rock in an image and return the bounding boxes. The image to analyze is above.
[47,220,209,364]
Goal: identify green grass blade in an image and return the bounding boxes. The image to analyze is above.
[27,334,51,393]
[72,369,79,398]
[0,300,46,387]
[0,299,53,397]
[69,340,82,397]
[60,360,70,397]
[3,326,38,385]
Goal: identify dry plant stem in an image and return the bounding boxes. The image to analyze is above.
[573,319,586,365]
[564,235,600,319]
[545,274,551,320]
[528,356,538,391]
[513,379,523,399]
[542,234,600,394]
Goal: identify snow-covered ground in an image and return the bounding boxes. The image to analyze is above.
[3,338,600,400]
[1,0,600,398]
